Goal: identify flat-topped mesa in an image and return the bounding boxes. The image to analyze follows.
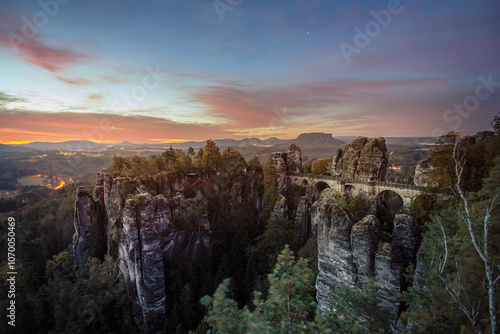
[332,137,388,182]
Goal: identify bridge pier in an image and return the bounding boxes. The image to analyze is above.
[403,197,413,209]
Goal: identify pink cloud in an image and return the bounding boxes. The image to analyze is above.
[0,32,91,73]
[55,76,91,85]
[0,12,91,83]
[192,77,451,129]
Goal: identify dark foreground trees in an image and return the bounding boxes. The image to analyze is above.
[200,246,388,334]
[402,127,500,334]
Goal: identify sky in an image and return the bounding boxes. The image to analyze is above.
[0,0,499,144]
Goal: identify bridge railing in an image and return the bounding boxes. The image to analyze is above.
[291,173,424,191]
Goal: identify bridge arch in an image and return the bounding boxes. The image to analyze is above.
[376,190,404,209]
[313,181,330,195]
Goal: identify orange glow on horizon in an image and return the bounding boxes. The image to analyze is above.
[3,141,34,145]
[148,139,197,143]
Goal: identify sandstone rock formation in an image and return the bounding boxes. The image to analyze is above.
[316,204,357,311]
[270,152,287,175]
[413,158,434,187]
[270,146,302,190]
[351,215,382,283]
[315,201,419,330]
[332,137,388,181]
[271,195,288,219]
[73,187,106,270]
[310,188,337,233]
[286,145,302,174]
[119,194,167,334]
[72,171,220,333]
[294,196,309,246]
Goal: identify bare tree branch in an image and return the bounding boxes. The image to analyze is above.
[452,139,500,334]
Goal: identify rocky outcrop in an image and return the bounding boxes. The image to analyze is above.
[392,214,419,265]
[270,146,302,190]
[73,171,219,333]
[270,152,287,175]
[374,242,404,328]
[295,196,309,246]
[270,152,288,191]
[316,204,357,312]
[286,145,302,174]
[271,195,288,219]
[332,137,388,181]
[351,215,382,283]
[374,214,419,331]
[310,188,337,234]
[315,202,419,329]
[119,194,167,334]
[413,158,434,187]
[73,187,107,270]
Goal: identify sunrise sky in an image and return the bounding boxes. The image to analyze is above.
[0,0,499,144]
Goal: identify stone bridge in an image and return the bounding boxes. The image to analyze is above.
[284,173,424,207]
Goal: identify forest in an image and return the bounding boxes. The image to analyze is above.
[0,116,499,334]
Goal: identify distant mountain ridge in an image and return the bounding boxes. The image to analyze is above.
[3,134,437,158]
[0,143,37,153]
[19,140,106,151]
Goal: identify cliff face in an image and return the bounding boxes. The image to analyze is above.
[315,202,419,330]
[332,137,388,181]
[120,194,168,334]
[73,187,107,270]
[73,170,259,332]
